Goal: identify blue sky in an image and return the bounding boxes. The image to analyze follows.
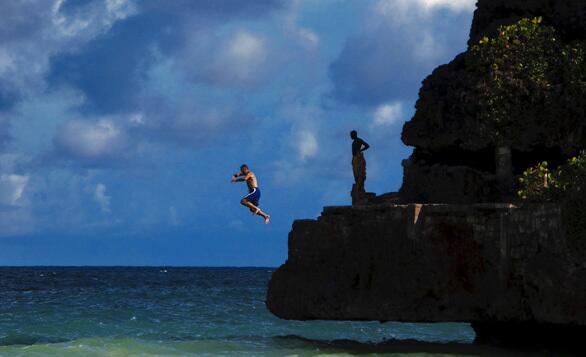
[0,0,475,266]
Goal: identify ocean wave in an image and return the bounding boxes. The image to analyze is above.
[0,335,549,357]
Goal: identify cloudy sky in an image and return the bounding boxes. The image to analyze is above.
[0,0,475,266]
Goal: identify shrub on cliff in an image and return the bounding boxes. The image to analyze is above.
[461,18,586,150]
[467,17,558,144]
[519,152,586,243]
[518,152,586,200]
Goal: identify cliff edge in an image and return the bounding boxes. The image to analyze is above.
[266,0,586,348]
[266,204,586,345]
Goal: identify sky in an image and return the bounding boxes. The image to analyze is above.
[0,0,475,266]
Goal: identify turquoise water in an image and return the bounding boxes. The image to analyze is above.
[0,267,543,356]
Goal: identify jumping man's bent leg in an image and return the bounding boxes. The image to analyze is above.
[241,199,270,224]
[241,198,260,212]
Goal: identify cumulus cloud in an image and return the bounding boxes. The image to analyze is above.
[141,0,285,19]
[329,0,474,105]
[51,0,137,38]
[53,118,130,164]
[296,130,319,161]
[177,28,275,87]
[0,0,138,97]
[0,174,33,236]
[135,53,258,145]
[283,0,320,51]
[372,102,404,127]
[374,0,475,20]
[94,183,111,213]
[215,31,268,83]
[0,174,29,207]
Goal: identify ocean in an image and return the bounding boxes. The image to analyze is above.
[0,267,553,356]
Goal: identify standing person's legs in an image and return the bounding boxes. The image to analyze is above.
[353,154,366,191]
[352,156,359,183]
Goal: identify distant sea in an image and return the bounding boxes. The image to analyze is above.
[0,267,553,356]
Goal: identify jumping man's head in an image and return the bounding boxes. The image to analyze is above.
[240,164,250,175]
[350,130,358,140]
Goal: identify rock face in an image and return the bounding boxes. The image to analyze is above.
[266,0,586,348]
[469,0,586,45]
[400,0,586,203]
[266,204,586,344]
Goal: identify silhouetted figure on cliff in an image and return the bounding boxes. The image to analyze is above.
[350,130,370,194]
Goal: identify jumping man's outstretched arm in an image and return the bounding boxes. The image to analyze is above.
[231,172,244,183]
[231,172,252,183]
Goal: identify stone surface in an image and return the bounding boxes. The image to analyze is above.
[266,204,586,327]
[399,0,586,203]
[266,1,586,348]
[469,0,586,46]
[400,160,499,204]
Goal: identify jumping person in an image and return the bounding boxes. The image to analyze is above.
[231,164,270,224]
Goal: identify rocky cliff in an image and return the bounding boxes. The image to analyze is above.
[469,0,586,45]
[400,0,586,203]
[266,204,586,345]
[266,0,586,348]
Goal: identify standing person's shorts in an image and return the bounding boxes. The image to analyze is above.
[352,153,366,183]
[243,188,261,206]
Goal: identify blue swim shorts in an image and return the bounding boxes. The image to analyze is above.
[243,188,261,206]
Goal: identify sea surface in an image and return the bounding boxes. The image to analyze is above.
[0,267,557,356]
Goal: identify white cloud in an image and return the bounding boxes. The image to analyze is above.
[375,0,475,19]
[372,102,404,127]
[297,28,320,49]
[215,30,268,83]
[297,130,319,161]
[9,87,86,153]
[330,0,473,104]
[52,0,137,38]
[0,174,29,207]
[371,0,474,63]
[128,112,145,126]
[0,174,33,237]
[0,0,138,96]
[94,183,111,213]
[413,30,447,63]
[228,31,265,62]
[55,119,128,160]
[284,0,320,51]
[421,0,476,12]
[176,27,275,87]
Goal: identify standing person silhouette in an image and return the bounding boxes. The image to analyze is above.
[350,130,370,192]
[231,164,270,224]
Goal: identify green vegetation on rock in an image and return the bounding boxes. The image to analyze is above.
[519,152,586,243]
[466,17,586,146]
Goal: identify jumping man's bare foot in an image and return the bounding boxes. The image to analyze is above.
[264,215,270,224]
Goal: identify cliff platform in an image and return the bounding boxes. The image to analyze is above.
[266,203,586,346]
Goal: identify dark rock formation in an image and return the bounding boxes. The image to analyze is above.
[400,0,586,203]
[266,203,586,346]
[267,0,586,349]
[469,0,586,45]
